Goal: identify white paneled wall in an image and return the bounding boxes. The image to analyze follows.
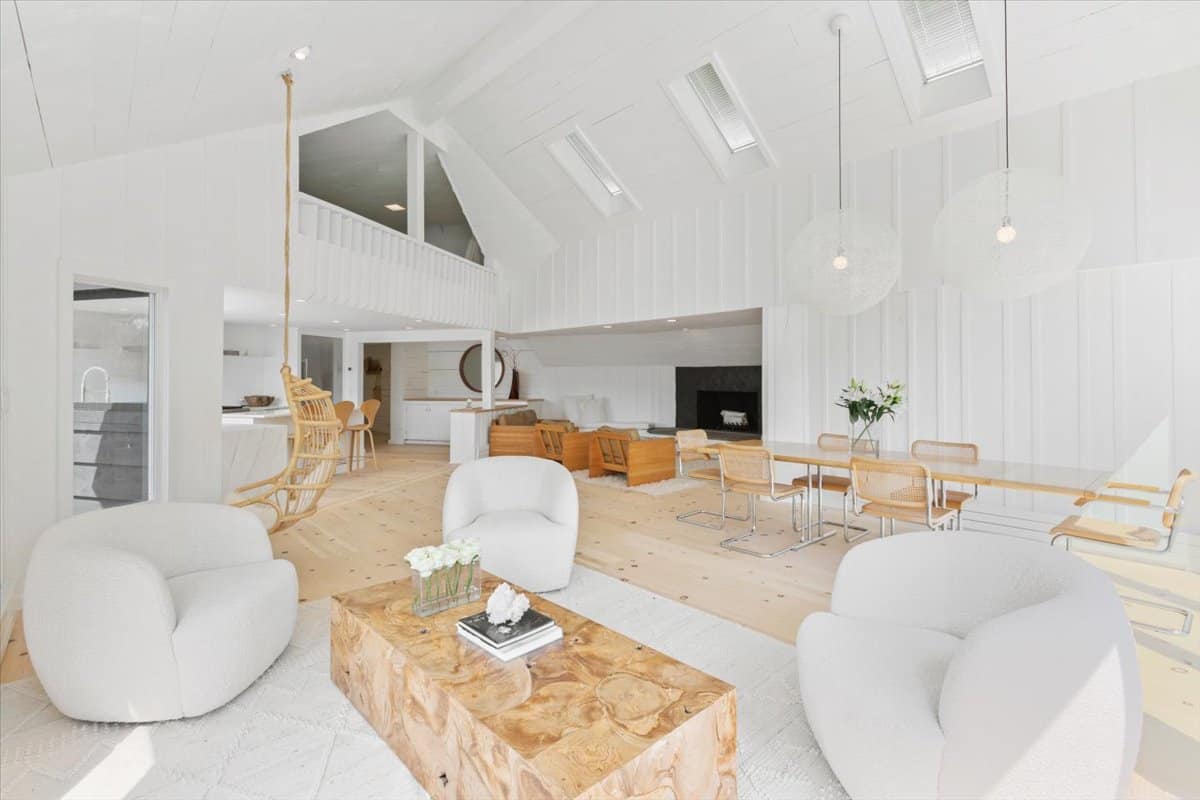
[764,258,1200,568]
[517,362,675,427]
[500,67,1199,332]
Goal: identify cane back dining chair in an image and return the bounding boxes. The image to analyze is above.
[1051,468,1195,635]
[910,439,980,529]
[792,433,876,543]
[674,434,753,530]
[850,457,956,538]
[675,429,713,476]
[717,444,808,558]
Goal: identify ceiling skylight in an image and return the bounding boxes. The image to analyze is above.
[565,131,623,197]
[685,62,757,153]
[900,0,983,83]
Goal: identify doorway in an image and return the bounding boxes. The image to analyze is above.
[363,343,392,441]
[72,283,154,513]
[300,334,343,399]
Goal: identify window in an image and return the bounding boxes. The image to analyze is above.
[900,0,983,83]
[565,131,624,197]
[685,62,757,152]
[548,128,636,216]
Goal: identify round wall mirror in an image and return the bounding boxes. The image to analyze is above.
[458,344,505,393]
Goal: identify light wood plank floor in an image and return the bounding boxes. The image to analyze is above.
[2,444,1196,797]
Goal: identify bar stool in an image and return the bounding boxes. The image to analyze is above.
[910,439,981,529]
[346,398,382,471]
[718,444,809,558]
[332,400,355,472]
[1051,468,1195,635]
[850,457,956,537]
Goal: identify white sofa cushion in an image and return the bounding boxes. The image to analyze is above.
[561,394,593,425]
[576,397,609,428]
[169,559,299,716]
[798,612,958,800]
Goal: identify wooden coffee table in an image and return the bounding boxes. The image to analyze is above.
[331,574,737,799]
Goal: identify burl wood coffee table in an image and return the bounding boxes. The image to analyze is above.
[332,574,736,799]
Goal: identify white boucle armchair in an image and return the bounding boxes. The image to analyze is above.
[443,456,579,592]
[23,502,297,722]
[797,531,1141,800]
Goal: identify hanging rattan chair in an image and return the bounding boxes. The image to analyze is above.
[231,73,341,533]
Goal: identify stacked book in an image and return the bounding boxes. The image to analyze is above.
[457,609,563,661]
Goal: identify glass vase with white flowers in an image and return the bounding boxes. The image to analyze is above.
[835,378,904,456]
[405,539,482,617]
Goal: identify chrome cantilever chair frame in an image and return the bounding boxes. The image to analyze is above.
[1051,474,1194,636]
[717,445,832,558]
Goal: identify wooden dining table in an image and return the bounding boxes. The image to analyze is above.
[698,439,1114,545]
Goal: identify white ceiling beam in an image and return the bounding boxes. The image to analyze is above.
[412,1,596,125]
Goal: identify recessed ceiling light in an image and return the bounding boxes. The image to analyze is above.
[415,319,423,323]
[291,45,311,61]
[343,328,351,332]
[667,318,678,323]
[602,325,613,329]
[277,312,285,317]
[384,203,405,212]
[331,320,340,324]
[269,323,278,328]
[296,298,307,303]
[404,326,413,331]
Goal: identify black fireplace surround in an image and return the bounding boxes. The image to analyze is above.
[675,366,762,435]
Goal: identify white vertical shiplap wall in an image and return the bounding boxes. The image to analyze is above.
[499,67,1199,332]
[762,257,1199,570]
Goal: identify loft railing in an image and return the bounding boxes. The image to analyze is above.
[293,192,496,329]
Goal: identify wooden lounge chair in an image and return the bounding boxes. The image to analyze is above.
[534,421,592,471]
[588,428,676,486]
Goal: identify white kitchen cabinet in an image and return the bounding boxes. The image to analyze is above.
[402,401,455,443]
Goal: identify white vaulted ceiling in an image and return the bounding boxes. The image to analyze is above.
[4,0,1199,245]
[445,0,1200,240]
[0,0,518,174]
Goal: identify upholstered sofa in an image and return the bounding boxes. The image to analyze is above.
[489,408,542,457]
[443,456,579,591]
[23,502,298,722]
[797,531,1140,800]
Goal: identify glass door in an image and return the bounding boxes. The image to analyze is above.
[72,283,153,513]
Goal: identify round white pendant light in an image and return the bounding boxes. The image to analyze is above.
[935,167,1090,300]
[935,1,1090,299]
[785,15,900,316]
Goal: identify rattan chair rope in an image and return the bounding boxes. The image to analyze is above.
[231,72,341,533]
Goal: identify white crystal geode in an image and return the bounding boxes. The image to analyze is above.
[485,582,530,626]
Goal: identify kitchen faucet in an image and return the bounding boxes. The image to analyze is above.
[80,366,111,403]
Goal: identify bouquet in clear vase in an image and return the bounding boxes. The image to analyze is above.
[405,539,482,617]
[835,378,904,456]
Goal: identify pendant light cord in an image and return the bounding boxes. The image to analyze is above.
[1003,0,1009,171]
[281,71,293,365]
[837,27,843,211]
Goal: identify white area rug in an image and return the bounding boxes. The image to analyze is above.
[571,470,706,496]
[0,567,845,800]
